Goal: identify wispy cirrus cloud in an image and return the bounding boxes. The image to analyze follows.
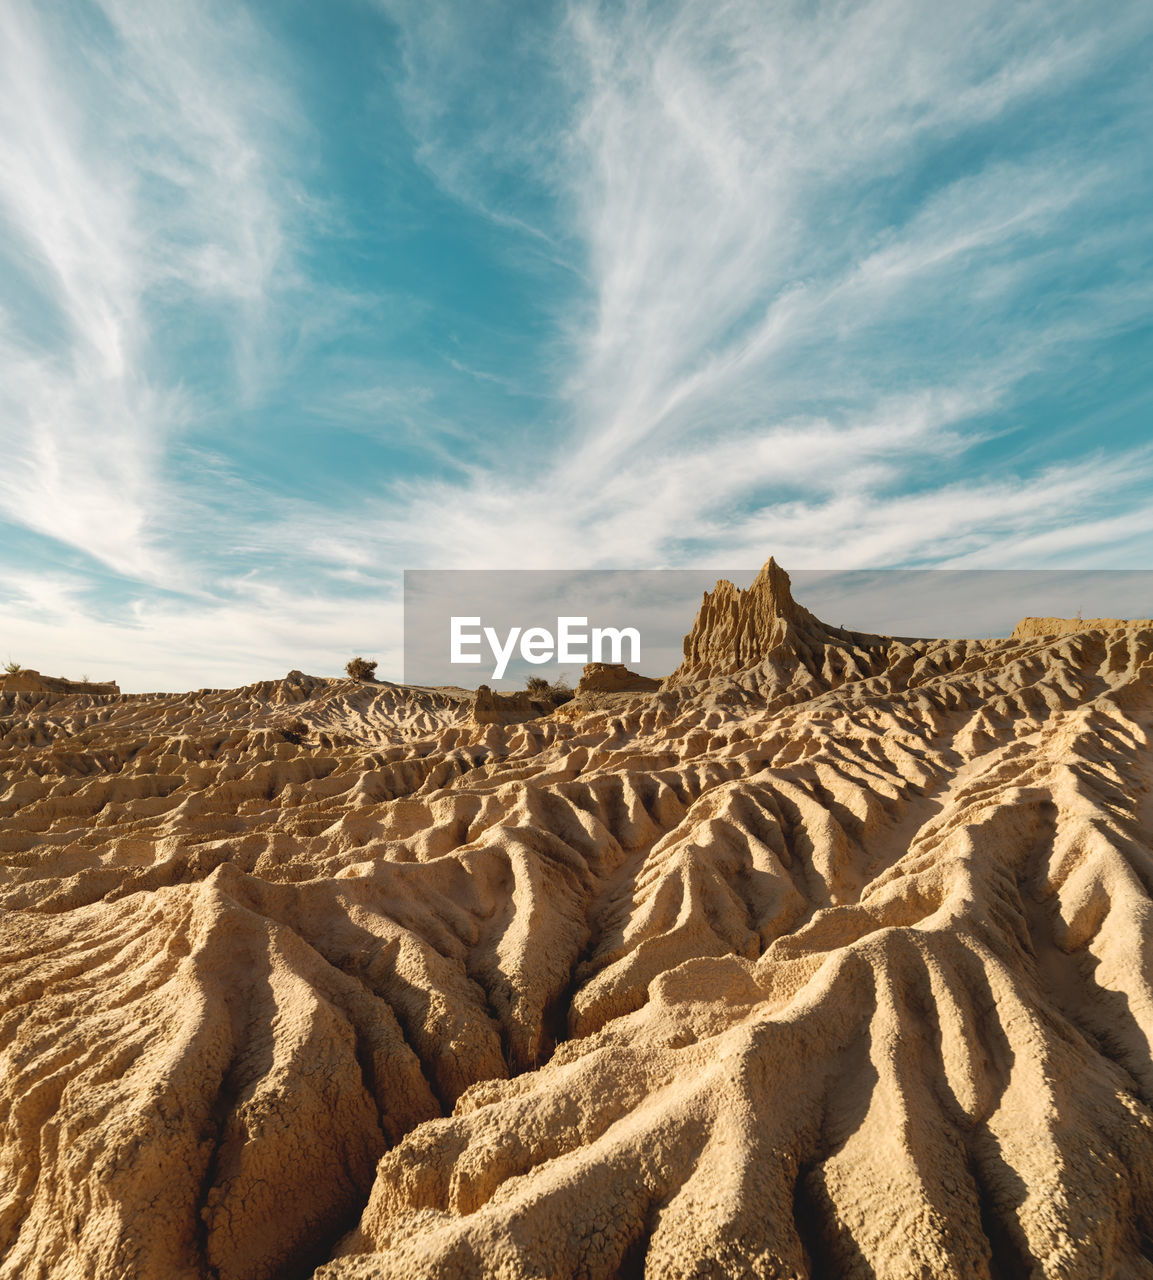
[348,0,1153,574]
[1,0,1151,690]
[0,564,404,692]
[0,0,304,579]
[556,0,1129,462]
[274,387,1152,575]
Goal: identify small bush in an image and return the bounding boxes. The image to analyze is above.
[3,660,21,675]
[525,674,574,705]
[279,717,309,744]
[345,656,378,681]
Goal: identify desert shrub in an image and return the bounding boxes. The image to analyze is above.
[3,660,21,674]
[525,674,574,705]
[279,717,309,744]
[345,657,378,681]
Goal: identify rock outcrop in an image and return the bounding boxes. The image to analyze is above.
[0,668,120,696]
[575,662,661,694]
[665,556,865,686]
[664,557,908,704]
[471,683,556,725]
[1013,614,1153,639]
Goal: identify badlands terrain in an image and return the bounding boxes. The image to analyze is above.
[3,558,1153,1280]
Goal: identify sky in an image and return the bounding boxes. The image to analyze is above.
[0,0,1151,691]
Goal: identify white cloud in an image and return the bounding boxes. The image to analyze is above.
[557,0,1126,471]
[0,0,302,580]
[363,0,1153,573]
[266,382,1150,577]
[0,568,403,693]
[2,0,1151,691]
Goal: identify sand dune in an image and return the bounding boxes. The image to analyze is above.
[3,559,1153,1278]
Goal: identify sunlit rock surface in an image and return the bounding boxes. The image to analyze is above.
[3,560,1153,1279]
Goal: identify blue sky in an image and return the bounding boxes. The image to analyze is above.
[1,0,1151,690]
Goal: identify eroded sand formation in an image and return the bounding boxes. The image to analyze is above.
[1012,616,1153,640]
[3,559,1153,1279]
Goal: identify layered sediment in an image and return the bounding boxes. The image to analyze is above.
[3,561,1153,1279]
[1013,615,1153,640]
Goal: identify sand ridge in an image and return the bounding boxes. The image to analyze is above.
[1012,616,1153,639]
[2,560,1153,1278]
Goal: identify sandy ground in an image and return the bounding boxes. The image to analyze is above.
[3,559,1153,1279]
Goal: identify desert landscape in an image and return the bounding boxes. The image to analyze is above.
[3,557,1153,1279]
